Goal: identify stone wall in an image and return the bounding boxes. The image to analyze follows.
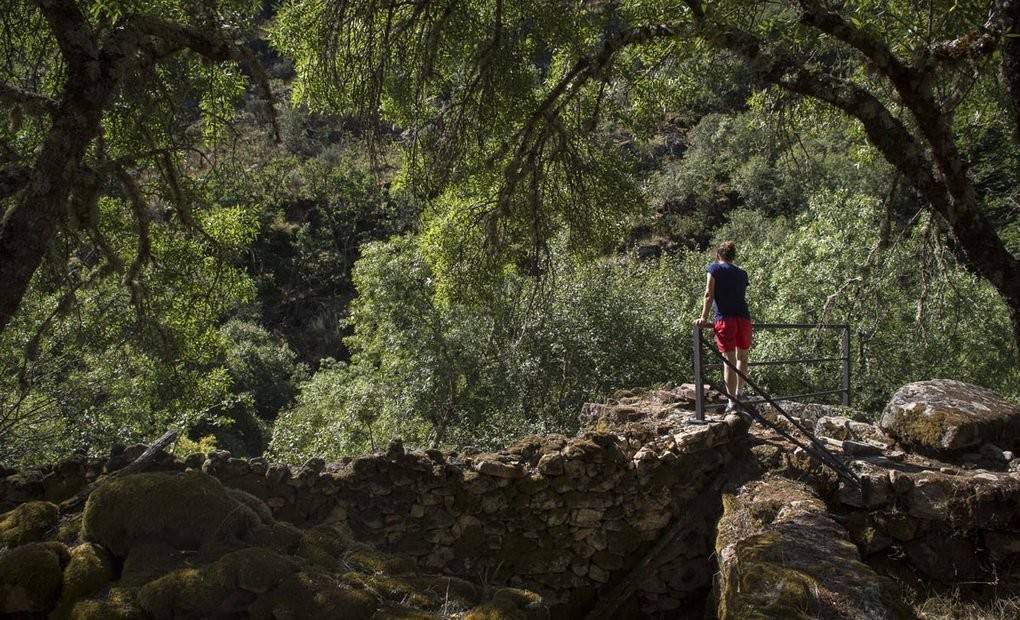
[0,402,749,616]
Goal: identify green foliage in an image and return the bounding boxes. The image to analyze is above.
[719,196,1020,411]
[0,194,259,465]
[269,234,703,461]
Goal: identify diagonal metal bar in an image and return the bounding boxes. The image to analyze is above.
[700,338,860,486]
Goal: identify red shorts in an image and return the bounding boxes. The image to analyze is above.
[714,317,752,353]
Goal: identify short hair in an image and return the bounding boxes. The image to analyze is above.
[716,240,737,262]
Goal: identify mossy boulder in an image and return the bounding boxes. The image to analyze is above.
[137,566,232,619]
[69,599,146,620]
[52,543,115,619]
[0,500,59,547]
[247,571,378,620]
[880,380,1020,454]
[82,471,260,557]
[119,542,189,588]
[0,541,69,614]
[136,546,303,618]
[715,478,914,619]
[210,547,299,594]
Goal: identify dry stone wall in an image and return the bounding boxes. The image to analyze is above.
[0,392,749,617]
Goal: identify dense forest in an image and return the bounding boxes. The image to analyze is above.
[1,0,1018,467]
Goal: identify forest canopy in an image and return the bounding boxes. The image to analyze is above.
[1,0,1018,465]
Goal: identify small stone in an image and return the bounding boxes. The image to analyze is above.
[302,458,325,474]
[588,564,610,583]
[266,464,290,483]
[386,438,405,459]
[888,469,913,494]
[537,453,565,476]
[475,460,523,479]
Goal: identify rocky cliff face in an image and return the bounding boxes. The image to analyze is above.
[2,379,1020,618]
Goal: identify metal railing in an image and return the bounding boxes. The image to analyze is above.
[693,323,851,420]
[692,323,861,487]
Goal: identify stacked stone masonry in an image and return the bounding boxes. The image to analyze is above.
[1,386,747,617]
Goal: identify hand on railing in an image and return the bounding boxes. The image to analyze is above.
[692,318,712,329]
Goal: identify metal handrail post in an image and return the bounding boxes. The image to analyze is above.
[693,325,704,421]
[841,326,851,406]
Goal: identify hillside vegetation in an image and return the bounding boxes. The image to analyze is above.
[0,0,1018,467]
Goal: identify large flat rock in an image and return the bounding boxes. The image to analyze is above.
[715,477,913,619]
[879,380,1020,454]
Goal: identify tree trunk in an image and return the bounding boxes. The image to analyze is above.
[0,75,109,334]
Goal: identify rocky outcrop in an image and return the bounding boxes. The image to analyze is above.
[715,477,913,619]
[880,379,1020,455]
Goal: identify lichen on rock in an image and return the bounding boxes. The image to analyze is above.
[880,379,1020,454]
[715,477,914,619]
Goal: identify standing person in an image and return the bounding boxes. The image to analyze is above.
[694,241,751,412]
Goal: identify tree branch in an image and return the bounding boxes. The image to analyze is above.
[0,82,57,116]
[108,15,281,142]
[929,0,1018,63]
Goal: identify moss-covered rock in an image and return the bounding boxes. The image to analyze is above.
[56,513,83,544]
[81,471,260,557]
[343,542,416,573]
[137,566,232,619]
[69,599,146,620]
[714,478,914,620]
[247,571,378,620]
[0,541,69,614]
[714,479,913,620]
[211,546,298,594]
[51,543,115,619]
[119,542,189,588]
[0,500,59,547]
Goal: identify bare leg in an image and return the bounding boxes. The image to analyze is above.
[723,349,738,400]
[735,347,749,396]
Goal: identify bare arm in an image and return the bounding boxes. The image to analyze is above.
[695,273,715,327]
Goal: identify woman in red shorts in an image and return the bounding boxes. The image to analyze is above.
[693,240,751,412]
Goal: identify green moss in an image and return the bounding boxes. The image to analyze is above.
[119,542,188,588]
[81,471,260,557]
[56,513,83,544]
[250,521,304,555]
[51,543,115,619]
[69,599,145,620]
[491,588,541,609]
[225,488,274,524]
[0,541,68,614]
[894,410,951,448]
[249,572,378,620]
[343,543,416,574]
[0,500,59,547]
[136,567,231,619]
[211,547,297,594]
[463,601,527,620]
[373,605,440,619]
